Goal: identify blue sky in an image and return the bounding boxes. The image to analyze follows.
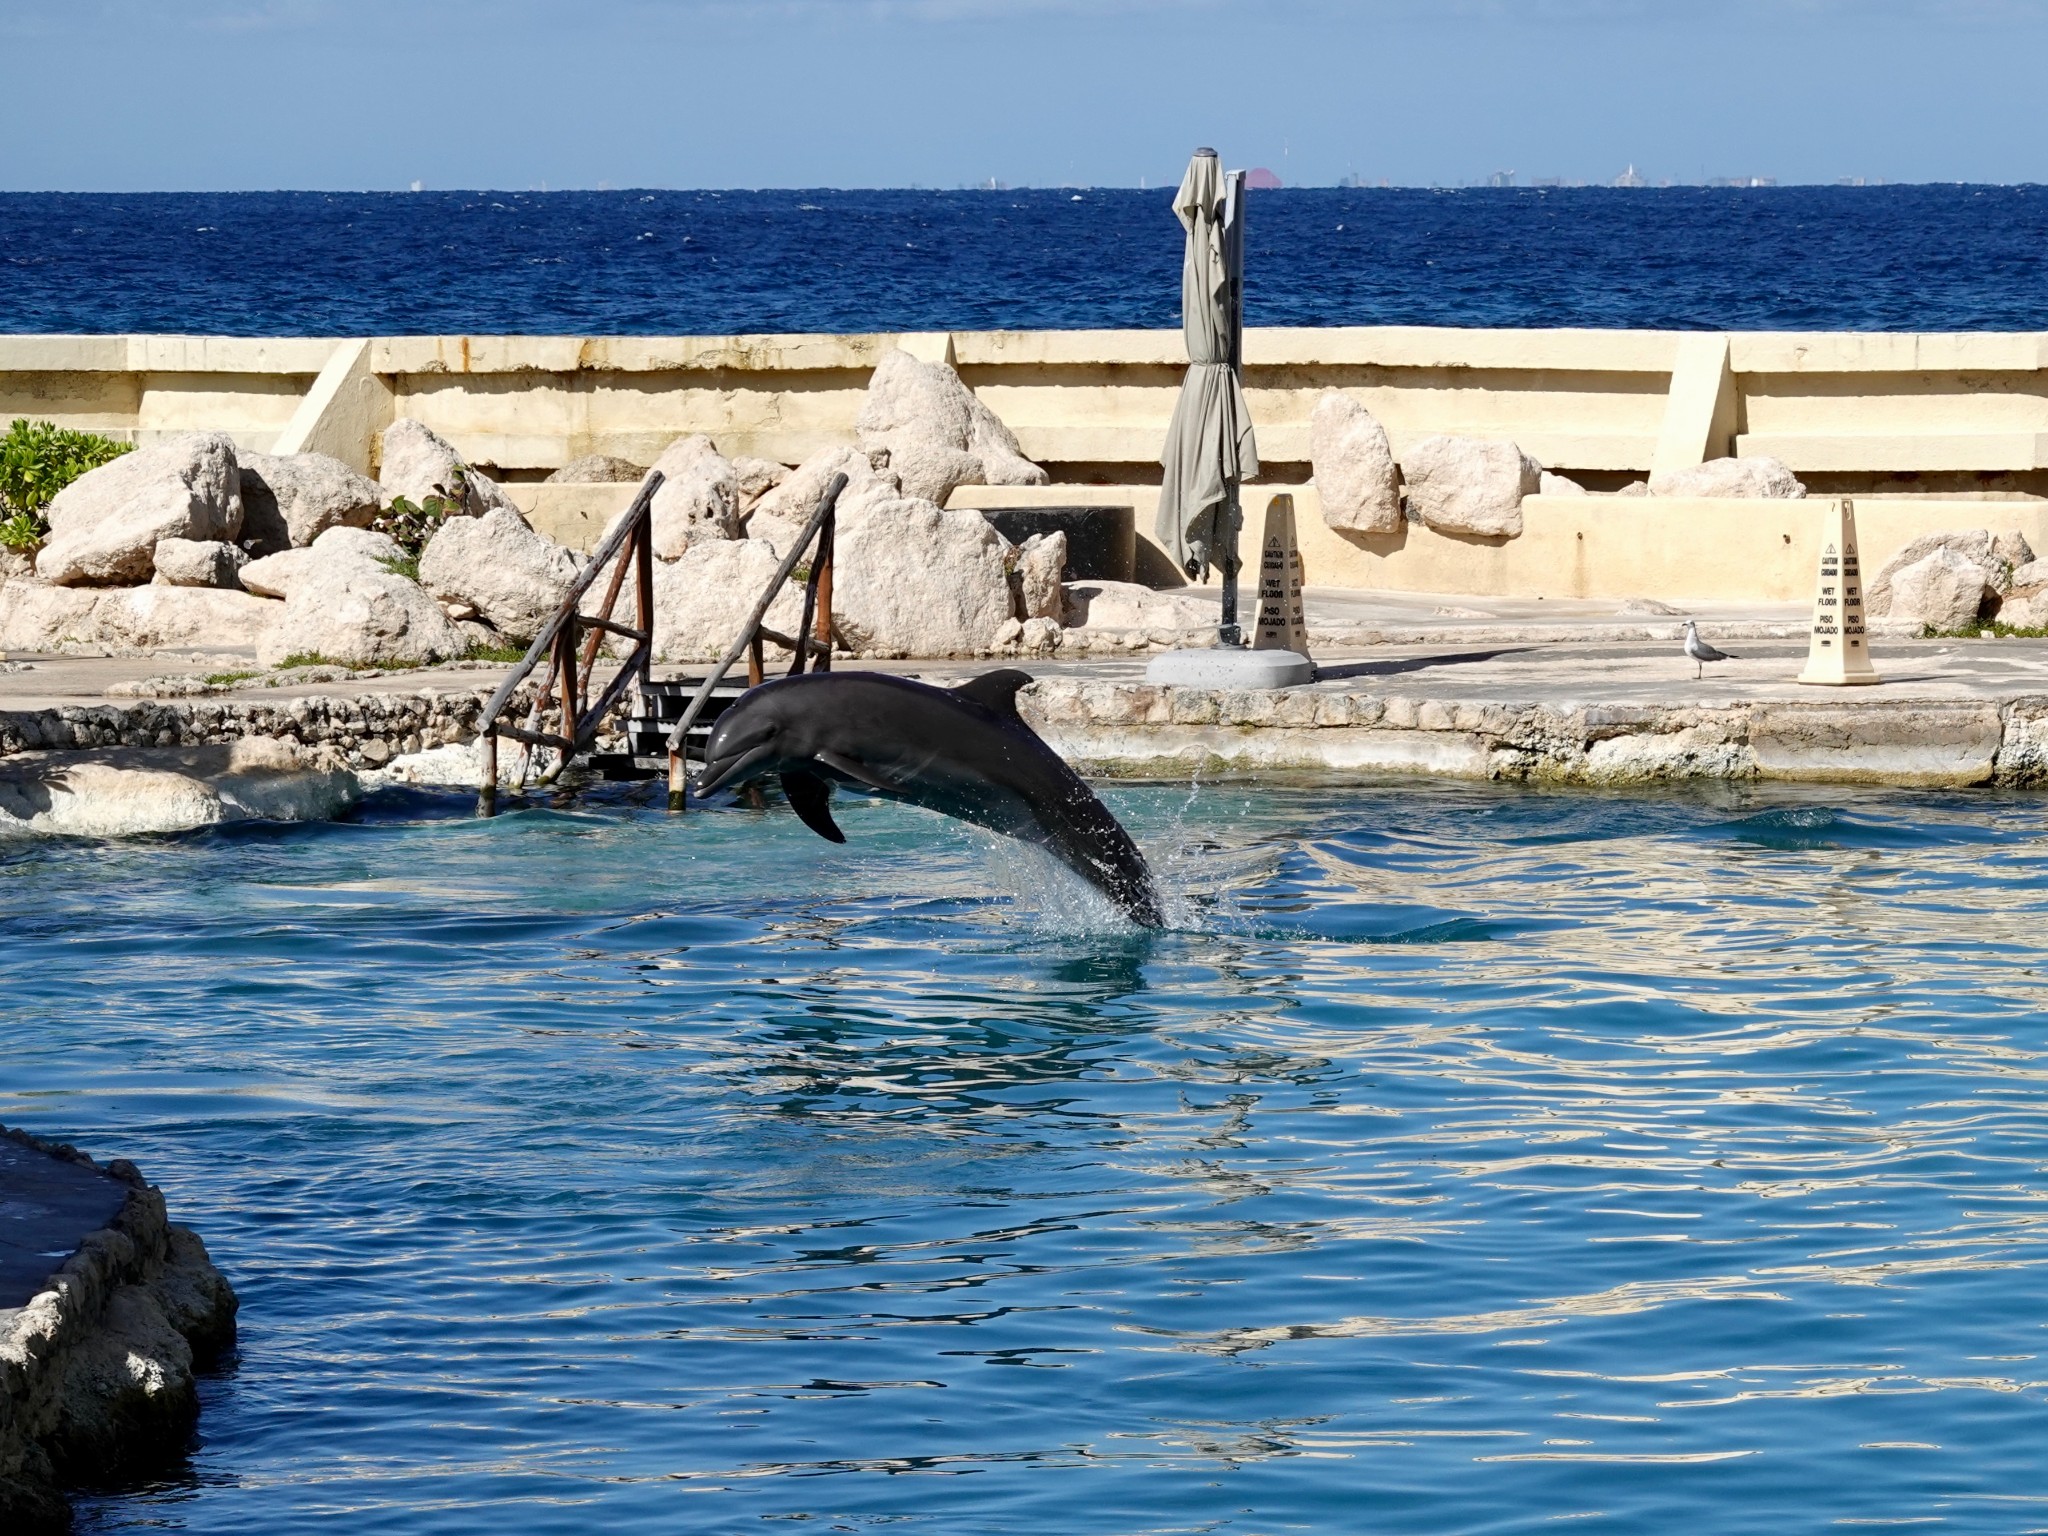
[5,0,2048,190]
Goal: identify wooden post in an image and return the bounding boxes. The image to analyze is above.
[556,626,581,767]
[812,510,835,673]
[668,749,688,812]
[477,729,498,817]
[747,632,765,687]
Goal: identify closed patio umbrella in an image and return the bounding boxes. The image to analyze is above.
[1156,147,1257,641]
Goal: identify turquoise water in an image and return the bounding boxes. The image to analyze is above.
[6,781,2048,1534]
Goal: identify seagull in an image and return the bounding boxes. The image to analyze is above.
[1683,620,1735,680]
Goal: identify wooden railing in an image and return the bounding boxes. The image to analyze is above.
[475,471,662,812]
[662,471,846,809]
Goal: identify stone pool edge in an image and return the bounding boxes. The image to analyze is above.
[7,681,2048,789]
[1023,681,2048,789]
[0,1125,238,1535]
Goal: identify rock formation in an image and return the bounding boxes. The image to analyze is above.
[745,446,902,553]
[829,498,1016,656]
[1867,529,2035,630]
[1309,393,1402,533]
[237,451,383,555]
[1013,531,1067,621]
[642,435,740,559]
[648,539,808,662]
[378,418,517,516]
[546,453,646,484]
[417,507,579,642]
[0,1126,238,1534]
[152,538,247,590]
[35,433,243,586]
[1647,456,1806,499]
[855,350,1047,505]
[257,527,466,668]
[1398,435,1539,539]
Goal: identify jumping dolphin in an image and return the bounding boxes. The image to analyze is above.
[693,669,1165,927]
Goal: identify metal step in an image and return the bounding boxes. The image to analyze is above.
[622,674,755,765]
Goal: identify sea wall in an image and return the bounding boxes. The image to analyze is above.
[0,1126,238,1534]
[7,327,2048,602]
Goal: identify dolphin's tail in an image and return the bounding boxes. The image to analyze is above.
[1041,782,1165,929]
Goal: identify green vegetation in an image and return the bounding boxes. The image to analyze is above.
[203,670,261,687]
[1924,619,2048,640]
[0,419,133,549]
[377,553,421,582]
[373,480,465,563]
[460,640,528,664]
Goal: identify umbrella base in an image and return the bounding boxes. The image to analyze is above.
[1145,648,1315,690]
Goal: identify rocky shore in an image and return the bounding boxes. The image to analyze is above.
[0,1127,237,1533]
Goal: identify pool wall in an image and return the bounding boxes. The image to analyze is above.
[5,329,2048,602]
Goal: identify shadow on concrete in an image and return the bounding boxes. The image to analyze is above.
[1316,647,1538,682]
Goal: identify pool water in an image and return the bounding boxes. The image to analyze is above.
[6,780,2048,1534]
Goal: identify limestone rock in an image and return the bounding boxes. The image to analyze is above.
[1309,393,1401,533]
[1867,530,2000,619]
[152,538,247,590]
[1063,580,1216,631]
[0,579,107,652]
[1999,560,2048,627]
[378,418,517,516]
[1398,435,1539,538]
[1647,456,1806,499]
[855,349,1047,504]
[647,538,807,663]
[0,546,32,581]
[746,446,902,553]
[238,547,314,600]
[830,499,1016,656]
[643,435,740,560]
[258,560,467,668]
[237,451,382,555]
[1019,616,1062,653]
[1992,531,2036,588]
[241,527,404,602]
[97,587,278,651]
[546,453,646,484]
[35,432,243,586]
[732,456,790,517]
[1014,530,1067,621]
[418,507,579,642]
[0,739,358,838]
[0,579,277,654]
[1540,471,1589,497]
[1882,547,1993,631]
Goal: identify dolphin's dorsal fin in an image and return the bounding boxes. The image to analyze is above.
[780,771,846,843]
[951,669,1034,722]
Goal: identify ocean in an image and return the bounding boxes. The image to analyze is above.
[4,185,2047,336]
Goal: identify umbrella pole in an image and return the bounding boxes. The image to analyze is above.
[1219,483,1242,647]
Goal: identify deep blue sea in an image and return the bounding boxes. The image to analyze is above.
[5,186,2048,335]
[9,781,2048,1534]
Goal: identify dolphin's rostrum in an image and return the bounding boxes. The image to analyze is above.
[693,669,1165,927]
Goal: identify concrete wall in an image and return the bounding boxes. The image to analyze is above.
[7,328,2048,601]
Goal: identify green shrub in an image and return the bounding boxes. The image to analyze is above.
[373,477,465,563]
[0,419,132,544]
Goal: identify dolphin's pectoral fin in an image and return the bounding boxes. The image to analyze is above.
[780,771,846,843]
[950,669,1034,722]
[814,749,896,793]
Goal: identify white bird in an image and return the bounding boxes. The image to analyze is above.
[1683,620,1735,680]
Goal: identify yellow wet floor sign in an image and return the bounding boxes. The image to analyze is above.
[1797,497,1881,686]
[1253,492,1310,655]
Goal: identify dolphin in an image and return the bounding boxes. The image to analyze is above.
[692,669,1165,927]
